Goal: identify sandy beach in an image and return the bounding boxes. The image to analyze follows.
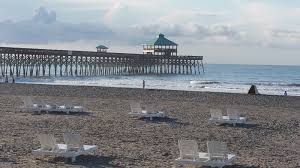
[0,83,299,168]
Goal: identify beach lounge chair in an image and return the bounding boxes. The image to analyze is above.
[128,102,164,120]
[209,108,230,125]
[22,97,61,114]
[175,140,236,168]
[205,141,236,167]
[34,99,57,113]
[32,134,60,156]
[145,104,165,119]
[62,133,97,162]
[20,97,42,113]
[43,102,60,113]
[58,99,85,114]
[209,108,246,126]
[32,133,97,162]
[226,108,247,126]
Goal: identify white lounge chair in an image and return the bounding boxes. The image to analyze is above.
[43,102,60,113]
[32,134,97,162]
[34,99,58,113]
[62,133,97,162]
[227,108,247,126]
[175,140,236,168]
[32,134,60,156]
[175,140,208,167]
[21,97,61,114]
[128,102,164,120]
[206,141,236,167]
[20,97,42,113]
[128,102,146,118]
[208,108,225,124]
[58,100,85,115]
[209,108,246,126]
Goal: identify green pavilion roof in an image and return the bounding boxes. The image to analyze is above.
[96,45,108,49]
[146,34,177,46]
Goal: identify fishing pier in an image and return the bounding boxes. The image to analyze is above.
[0,34,204,78]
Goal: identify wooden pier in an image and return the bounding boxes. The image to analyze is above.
[0,47,204,77]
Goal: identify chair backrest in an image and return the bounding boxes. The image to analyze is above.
[63,99,74,109]
[23,97,34,107]
[145,104,156,114]
[38,134,57,151]
[207,141,228,161]
[227,108,240,120]
[63,133,82,151]
[34,99,46,108]
[178,140,198,160]
[130,102,142,113]
[210,109,223,119]
[47,102,58,108]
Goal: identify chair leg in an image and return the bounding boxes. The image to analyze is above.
[71,156,76,162]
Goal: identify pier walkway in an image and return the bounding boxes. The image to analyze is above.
[0,47,204,77]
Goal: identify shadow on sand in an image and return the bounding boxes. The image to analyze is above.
[0,157,16,164]
[51,155,123,168]
[32,111,92,116]
[201,165,259,168]
[221,123,258,129]
[141,117,189,127]
[225,165,260,168]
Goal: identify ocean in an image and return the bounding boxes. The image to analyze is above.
[15,64,300,96]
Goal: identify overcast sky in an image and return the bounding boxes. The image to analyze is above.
[0,0,300,65]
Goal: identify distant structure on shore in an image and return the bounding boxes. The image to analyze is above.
[0,34,204,77]
[248,85,259,95]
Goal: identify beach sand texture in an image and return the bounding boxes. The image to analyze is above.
[0,84,299,168]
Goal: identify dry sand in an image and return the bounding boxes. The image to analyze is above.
[0,83,299,168]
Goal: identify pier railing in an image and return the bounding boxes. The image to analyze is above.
[0,47,204,77]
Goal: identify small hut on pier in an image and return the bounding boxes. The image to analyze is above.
[96,45,108,53]
[143,34,178,56]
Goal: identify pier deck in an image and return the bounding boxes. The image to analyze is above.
[0,47,204,77]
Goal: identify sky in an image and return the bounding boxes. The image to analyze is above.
[0,0,300,65]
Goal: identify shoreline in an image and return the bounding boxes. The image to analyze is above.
[0,83,299,167]
[2,82,300,97]
[0,83,299,108]
[14,79,300,97]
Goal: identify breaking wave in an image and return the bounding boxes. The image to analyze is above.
[245,82,300,87]
[190,81,220,85]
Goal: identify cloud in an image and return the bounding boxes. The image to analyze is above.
[260,29,300,49]
[102,0,132,25]
[158,10,225,24]
[33,7,57,24]
[1,3,300,52]
[131,23,241,44]
[271,29,300,40]
[0,7,113,44]
[51,0,164,9]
